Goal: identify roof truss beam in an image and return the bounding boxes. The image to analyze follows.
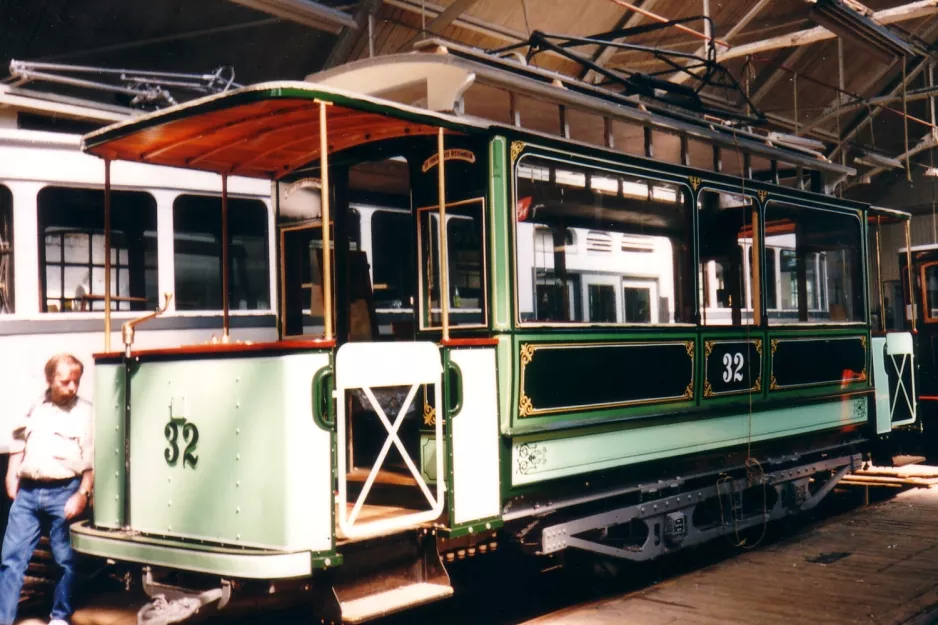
[670,0,772,84]
[716,0,938,62]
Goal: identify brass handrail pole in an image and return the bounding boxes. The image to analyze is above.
[104,159,112,352]
[319,101,333,342]
[876,216,884,333]
[906,220,916,332]
[437,128,450,342]
[221,173,230,341]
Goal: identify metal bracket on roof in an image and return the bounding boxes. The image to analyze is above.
[488,20,766,127]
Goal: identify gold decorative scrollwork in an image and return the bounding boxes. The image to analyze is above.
[753,376,762,393]
[860,335,867,349]
[685,341,695,360]
[757,190,768,203]
[423,403,437,427]
[684,381,694,399]
[704,340,714,358]
[754,339,763,356]
[510,141,526,164]
[518,394,534,417]
[770,374,779,390]
[704,380,714,398]
[771,339,779,354]
[689,176,702,191]
[520,343,536,367]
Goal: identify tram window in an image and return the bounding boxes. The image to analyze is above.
[38,187,157,313]
[765,202,864,324]
[514,155,693,325]
[418,200,486,329]
[371,211,414,311]
[0,186,12,314]
[698,190,757,326]
[173,195,269,311]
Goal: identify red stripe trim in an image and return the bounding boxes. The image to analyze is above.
[440,338,500,347]
[919,395,938,401]
[94,339,335,360]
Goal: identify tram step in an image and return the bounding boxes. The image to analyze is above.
[340,582,453,624]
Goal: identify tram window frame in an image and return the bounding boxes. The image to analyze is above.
[513,152,695,327]
[920,261,938,323]
[697,189,760,327]
[764,201,865,325]
[416,198,488,331]
[172,194,271,313]
[0,185,12,314]
[38,187,158,314]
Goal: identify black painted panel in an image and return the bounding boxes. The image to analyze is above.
[771,336,866,390]
[519,341,694,416]
[704,340,762,397]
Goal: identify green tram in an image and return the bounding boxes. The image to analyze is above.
[69,42,917,623]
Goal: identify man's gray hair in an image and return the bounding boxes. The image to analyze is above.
[44,354,84,383]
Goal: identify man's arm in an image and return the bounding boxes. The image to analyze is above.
[6,451,22,500]
[64,469,93,520]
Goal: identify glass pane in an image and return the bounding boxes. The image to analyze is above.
[698,190,755,326]
[45,265,62,299]
[765,202,864,324]
[63,232,88,264]
[515,155,693,325]
[372,211,414,311]
[38,187,157,312]
[766,249,778,310]
[45,235,62,263]
[588,284,617,322]
[419,201,486,328]
[64,266,89,311]
[624,287,652,323]
[173,195,269,311]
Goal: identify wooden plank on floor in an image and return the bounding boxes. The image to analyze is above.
[523,487,938,625]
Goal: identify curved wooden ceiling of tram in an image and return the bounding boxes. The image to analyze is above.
[81,86,469,180]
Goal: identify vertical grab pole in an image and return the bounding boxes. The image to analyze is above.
[437,128,450,342]
[221,173,230,341]
[104,159,112,352]
[906,220,916,333]
[319,101,333,342]
[876,216,885,333]
[750,203,761,327]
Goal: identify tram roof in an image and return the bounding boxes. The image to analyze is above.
[869,205,911,223]
[80,81,483,180]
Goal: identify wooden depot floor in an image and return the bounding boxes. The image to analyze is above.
[523,486,938,625]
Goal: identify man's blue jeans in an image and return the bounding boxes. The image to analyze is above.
[0,477,80,624]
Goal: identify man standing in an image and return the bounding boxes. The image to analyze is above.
[0,354,94,625]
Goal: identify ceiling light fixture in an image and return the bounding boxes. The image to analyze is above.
[808,0,926,62]
[229,0,358,34]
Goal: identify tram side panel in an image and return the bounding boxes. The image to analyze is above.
[87,350,334,560]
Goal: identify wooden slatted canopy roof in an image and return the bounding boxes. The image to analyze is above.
[80,81,481,180]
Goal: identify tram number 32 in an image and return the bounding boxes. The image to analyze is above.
[723,353,745,383]
[164,418,199,469]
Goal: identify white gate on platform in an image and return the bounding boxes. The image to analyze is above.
[335,342,445,539]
